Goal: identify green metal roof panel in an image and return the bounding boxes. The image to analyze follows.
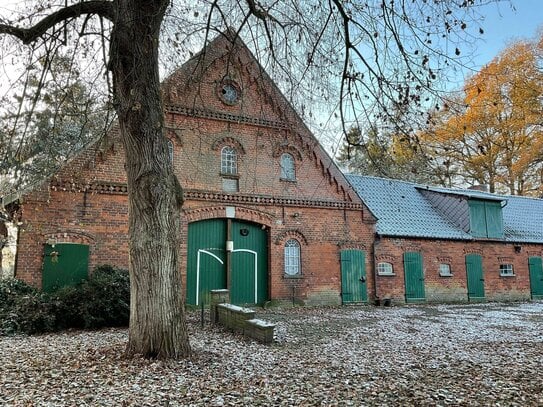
[347,175,543,244]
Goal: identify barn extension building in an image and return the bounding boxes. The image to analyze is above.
[348,175,543,303]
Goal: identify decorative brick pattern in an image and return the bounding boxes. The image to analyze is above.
[12,32,373,307]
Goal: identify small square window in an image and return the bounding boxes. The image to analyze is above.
[222,177,238,192]
[439,263,452,277]
[499,264,514,277]
[377,262,394,275]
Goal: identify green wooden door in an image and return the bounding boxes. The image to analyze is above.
[403,252,426,303]
[42,243,89,292]
[186,218,268,305]
[465,253,485,301]
[231,221,268,305]
[186,219,226,305]
[529,257,543,300]
[340,249,368,304]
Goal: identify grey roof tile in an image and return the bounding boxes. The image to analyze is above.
[347,175,543,244]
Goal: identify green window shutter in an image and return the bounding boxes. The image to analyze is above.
[485,201,504,238]
[469,200,487,237]
[469,199,504,238]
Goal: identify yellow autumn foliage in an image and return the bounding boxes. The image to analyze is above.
[421,35,543,196]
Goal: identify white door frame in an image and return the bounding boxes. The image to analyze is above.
[196,249,224,306]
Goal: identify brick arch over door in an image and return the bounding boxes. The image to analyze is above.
[183,206,274,227]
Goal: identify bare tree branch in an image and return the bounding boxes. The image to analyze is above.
[0,1,113,44]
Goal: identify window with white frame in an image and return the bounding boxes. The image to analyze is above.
[499,263,514,277]
[377,262,394,275]
[167,139,174,164]
[284,239,301,276]
[280,153,296,181]
[221,146,237,175]
[439,263,452,277]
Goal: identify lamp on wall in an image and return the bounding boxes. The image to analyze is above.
[514,245,522,253]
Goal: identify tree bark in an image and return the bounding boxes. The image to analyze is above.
[109,0,190,359]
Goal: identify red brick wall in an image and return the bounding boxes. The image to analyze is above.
[14,35,375,304]
[17,186,373,305]
[373,236,542,303]
[16,188,130,286]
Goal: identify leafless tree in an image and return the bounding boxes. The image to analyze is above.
[0,0,496,359]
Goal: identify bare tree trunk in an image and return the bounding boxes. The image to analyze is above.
[109,0,190,359]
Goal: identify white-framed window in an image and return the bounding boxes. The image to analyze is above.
[284,239,301,276]
[439,263,452,277]
[221,146,237,175]
[499,264,514,277]
[167,139,174,164]
[377,262,394,275]
[280,153,296,181]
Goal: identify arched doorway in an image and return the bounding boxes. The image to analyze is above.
[186,218,268,305]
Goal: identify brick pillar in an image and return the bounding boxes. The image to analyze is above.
[210,289,230,324]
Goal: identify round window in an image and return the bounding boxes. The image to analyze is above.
[218,79,241,105]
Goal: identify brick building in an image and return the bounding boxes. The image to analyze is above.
[3,31,543,306]
[348,175,543,303]
[4,32,376,306]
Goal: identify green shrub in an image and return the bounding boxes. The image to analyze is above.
[52,285,86,329]
[53,265,130,329]
[0,278,36,308]
[0,265,130,335]
[0,279,56,335]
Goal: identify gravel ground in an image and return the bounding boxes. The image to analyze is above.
[1,302,543,406]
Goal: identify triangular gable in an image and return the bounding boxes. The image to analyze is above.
[13,30,375,220]
[161,30,370,210]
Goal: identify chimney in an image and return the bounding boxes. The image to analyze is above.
[468,184,489,192]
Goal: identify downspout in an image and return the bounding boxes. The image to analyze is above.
[372,233,380,304]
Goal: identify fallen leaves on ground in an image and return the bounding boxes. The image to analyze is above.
[1,302,543,406]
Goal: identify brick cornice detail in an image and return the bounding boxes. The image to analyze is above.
[184,190,364,210]
[48,180,362,211]
[51,179,128,195]
[164,104,289,130]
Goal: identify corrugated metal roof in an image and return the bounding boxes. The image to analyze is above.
[346,175,543,244]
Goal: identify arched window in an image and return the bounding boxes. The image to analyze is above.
[221,146,237,175]
[284,239,301,276]
[167,139,174,164]
[280,153,295,181]
[377,262,394,275]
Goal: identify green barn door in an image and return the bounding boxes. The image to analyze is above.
[42,243,89,292]
[465,254,485,301]
[186,218,269,306]
[186,219,226,305]
[340,249,368,304]
[231,221,268,305]
[529,257,543,300]
[403,252,426,303]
